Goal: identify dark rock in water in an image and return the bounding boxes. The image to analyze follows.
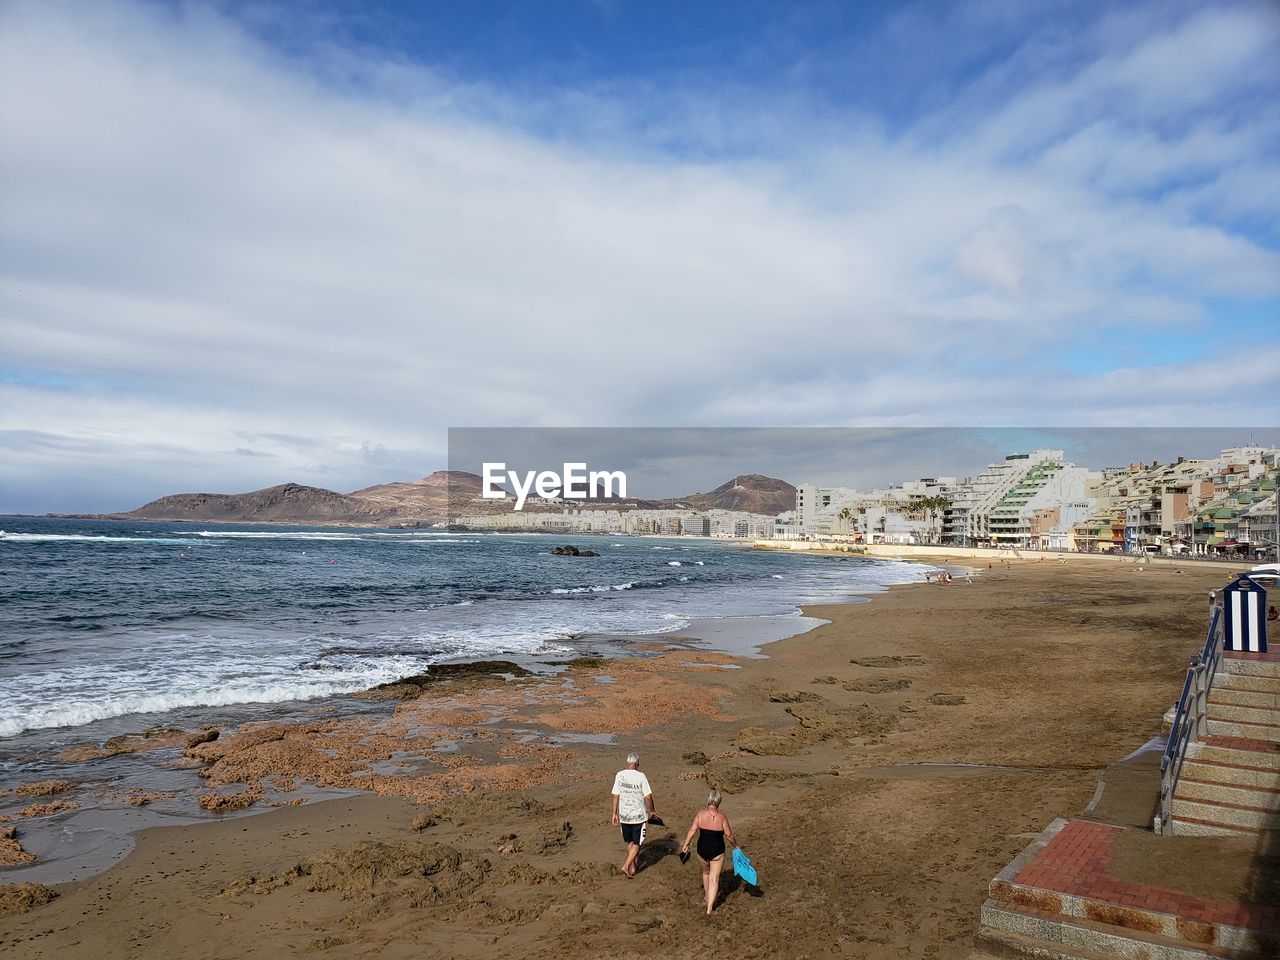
[550,545,600,557]
[368,660,532,697]
[548,655,609,669]
[186,728,220,749]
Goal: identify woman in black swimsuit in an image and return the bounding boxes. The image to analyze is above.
[681,789,738,915]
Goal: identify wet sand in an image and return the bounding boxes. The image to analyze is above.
[0,557,1236,958]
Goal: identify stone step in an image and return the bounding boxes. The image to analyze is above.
[1171,796,1280,831]
[1181,757,1280,789]
[1170,815,1274,837]
[979,900,1272,960]
[1215,670,1280,695]
[1206,702,1280,725]
[1209,687,1280,709]
[1219,656,1280,680]
[1176,776,1280,811]
[1186,740,1280,769]
[1206,718,1280,742]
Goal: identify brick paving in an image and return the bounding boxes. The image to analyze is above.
[1010,819,1280,933]
[1223,650,1280,664]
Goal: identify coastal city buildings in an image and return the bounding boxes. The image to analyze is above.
[943,450,1076,546]
[453,505,777,540]
[454,443,1278,557]
[789,444,1278,557]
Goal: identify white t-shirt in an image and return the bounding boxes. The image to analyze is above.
[611,768,652,824]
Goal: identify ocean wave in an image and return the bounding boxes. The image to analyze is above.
[0,677,401,738]
[0,633,576,738]
[550,582,637,594]
[0,532,197,544]
[190,530,473,542]
[667,560,682,566]
[194,531,366,540]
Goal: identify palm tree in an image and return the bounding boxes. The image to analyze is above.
[837,506,852,536]
[923,495,950,543]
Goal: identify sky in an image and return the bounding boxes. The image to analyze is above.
[1,0,1278,513]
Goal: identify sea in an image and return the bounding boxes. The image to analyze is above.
[0,517,929,752]
[0,517,930,880]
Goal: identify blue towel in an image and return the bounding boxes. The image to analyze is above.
[732,848,757,885]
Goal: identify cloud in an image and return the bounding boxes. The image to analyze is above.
[0,0,1277,512]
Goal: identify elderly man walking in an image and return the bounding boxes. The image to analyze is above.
[610,752,656,877]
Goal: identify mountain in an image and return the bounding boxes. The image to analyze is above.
[348,470,481,519]
[120,471,796,525]
[654,474,796,515]
[124,483,382,524]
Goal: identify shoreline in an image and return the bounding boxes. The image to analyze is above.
[754,538,1259,570]
[1,556,1237,958]
[0,559,924,887]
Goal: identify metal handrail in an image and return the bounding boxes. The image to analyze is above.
[1155,594,1224,834]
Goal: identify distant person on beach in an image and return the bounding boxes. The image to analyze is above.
[682,789,738,915]
[610,752,655,878]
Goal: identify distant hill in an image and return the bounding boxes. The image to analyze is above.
[120,471,796,525]
[348,470,483,520]
[125,483,382,524]
[652,474,796,515]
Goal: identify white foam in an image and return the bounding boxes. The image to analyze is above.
[0,631,575,738]
[0,533,196,544]
[667,560,682,566]
[550,582,637,594]
[191,530,473,540]
[194,531,366,541]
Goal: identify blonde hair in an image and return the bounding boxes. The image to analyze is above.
[706,789,722,807]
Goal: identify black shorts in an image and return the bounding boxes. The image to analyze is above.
[620,821,647,845]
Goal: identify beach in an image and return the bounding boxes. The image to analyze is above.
[0,556,1238,959]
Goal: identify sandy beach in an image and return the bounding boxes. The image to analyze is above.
[0,556,1239,959]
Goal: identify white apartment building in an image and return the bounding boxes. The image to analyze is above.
[987,465,1099,547]
[793,484,857,537]
[945,450,1067,545]
[791,477,959,543]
